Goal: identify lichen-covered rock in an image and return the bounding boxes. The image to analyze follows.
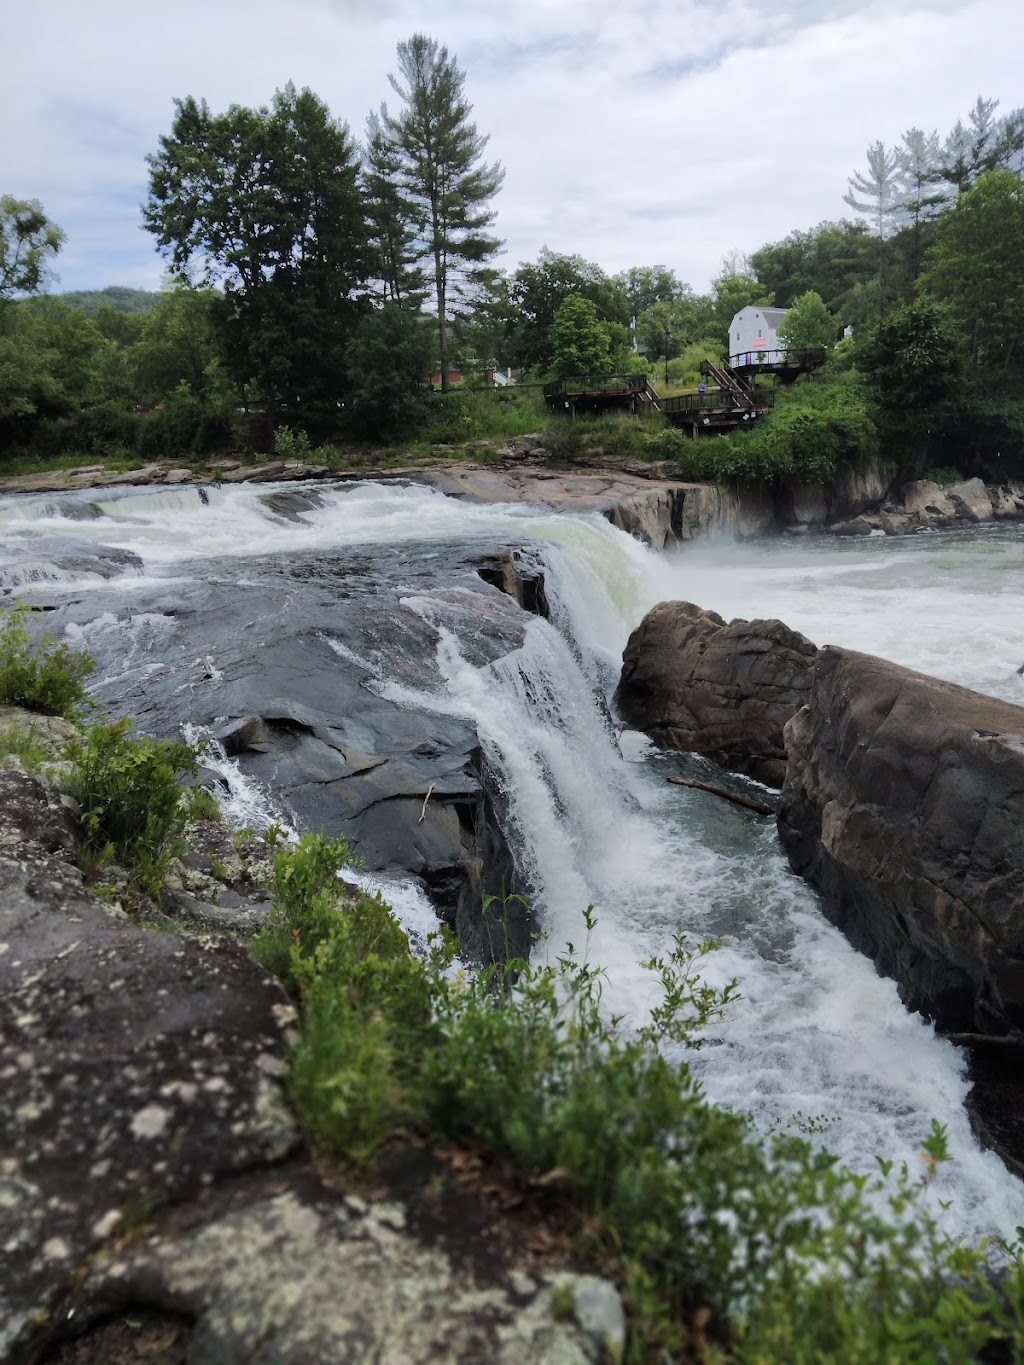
[0,771,298,1357]
[616,601,819,785]
[58,1190,624,1363]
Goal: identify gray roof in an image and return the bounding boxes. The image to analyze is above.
[759,307,789,328]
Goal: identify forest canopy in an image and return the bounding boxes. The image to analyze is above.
[2,66,1023,480]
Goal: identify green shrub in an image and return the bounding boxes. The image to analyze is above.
[647,371,878,484]
[64,717,200,897]
[0,606,95,718]
[255,856,1024,1359]
[0,720,50,771]
[253,833,441,1159]
[924,465,965,486]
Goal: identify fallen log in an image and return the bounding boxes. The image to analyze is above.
[667,774,775,815]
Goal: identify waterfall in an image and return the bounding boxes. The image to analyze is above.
[3,477,1024,1243]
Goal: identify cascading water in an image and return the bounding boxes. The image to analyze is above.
[3,478,1024,1245]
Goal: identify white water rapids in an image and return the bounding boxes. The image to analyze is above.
[4,478,1024,1245]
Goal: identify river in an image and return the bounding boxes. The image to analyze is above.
[3,478,1023,1246]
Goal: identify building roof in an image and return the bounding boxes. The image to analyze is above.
[759,307,789,329]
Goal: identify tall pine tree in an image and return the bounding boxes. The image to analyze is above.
[377,34,504,391]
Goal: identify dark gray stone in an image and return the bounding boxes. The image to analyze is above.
[615,600,819,786]
[778,646,1024,1038]
[0,771,298,1356]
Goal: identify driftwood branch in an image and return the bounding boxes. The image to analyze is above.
[418,783,435,823]
[667,775,775,816]
[945,1031,1022,1049]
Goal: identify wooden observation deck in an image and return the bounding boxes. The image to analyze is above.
[727,346,827,385]
[540,346,824,436]
[543,373,660,417]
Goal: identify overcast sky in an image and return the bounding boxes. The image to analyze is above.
[2,0,1021,296]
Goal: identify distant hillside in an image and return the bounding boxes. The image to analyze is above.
[56,286,162,315]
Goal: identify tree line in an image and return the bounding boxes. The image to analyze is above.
[2,51,1023,478]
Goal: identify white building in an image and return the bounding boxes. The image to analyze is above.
[729,306,789,364]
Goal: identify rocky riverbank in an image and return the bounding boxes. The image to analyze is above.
[0,710,624,1363]
[616,603,1024,1172]
[3,445,1022,548]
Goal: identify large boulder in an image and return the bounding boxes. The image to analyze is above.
[615,601,819,785]
[778,647,1024,1038]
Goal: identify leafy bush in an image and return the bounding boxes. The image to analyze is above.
[647,371,877,483]
[254,845,1024,1358]
[64,716,200,897]
[253,833,440,1159]
[273,424,335,463]
[0,606,95,718]
[0,720,50,771]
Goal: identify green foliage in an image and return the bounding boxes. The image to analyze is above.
[129,285,229,407]
[56,286,161,317]
[859,298,966,469]
[257,858,1024,1358]
[186,786,223,822]
[0,196,65,299]
[272,424,335,463]
[143,84,368,417]
[0,607,95,718]
[376,33,504,390]
[778,290,837,352]
[411,385,548,446]
[0,720,50,772]
[137,382,231,459]
[549,294,614,377]
[667,338,724,388]
[252,833,439,1158]
[751,220,881,315]
[922,168,1024,376]
[649,371,877,483]
[64,717,200,897]
[344,303,436,440]
[501,249,630,375]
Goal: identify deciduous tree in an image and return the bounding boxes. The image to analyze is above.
[502,250,629,374]
[778,291,837,353]
[921,169,1024,374]
[143,85,368,418]
[550,295,613,377]
[0,197,65,300]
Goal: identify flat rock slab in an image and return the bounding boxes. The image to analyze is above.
[0,771,298,1358]
[57,1190,623,1363]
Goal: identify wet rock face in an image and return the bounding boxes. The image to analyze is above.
[0,772,298,1357]
[49,541,537,961]
[615,601,819,786]
[0,536,143,589]
[778,647,1024,1037]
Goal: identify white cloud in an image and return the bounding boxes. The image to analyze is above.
[2,0,1021,292]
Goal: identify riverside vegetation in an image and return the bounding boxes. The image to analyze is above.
[5,610,1024,1358]
[3,66,1024,488]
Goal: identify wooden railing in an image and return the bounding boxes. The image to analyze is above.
[661,388,775,415]
[543,373,653,399]
[727,346,827,369]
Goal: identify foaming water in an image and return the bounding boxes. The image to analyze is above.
[4,478,1024,1239]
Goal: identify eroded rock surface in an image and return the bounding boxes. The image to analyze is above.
[0,771,298,1358]
[777,647,1024,1038]
[615,600,819,785]
[0,767,625,1364]
[43,540,539,961]
[57,1189,624,1364]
